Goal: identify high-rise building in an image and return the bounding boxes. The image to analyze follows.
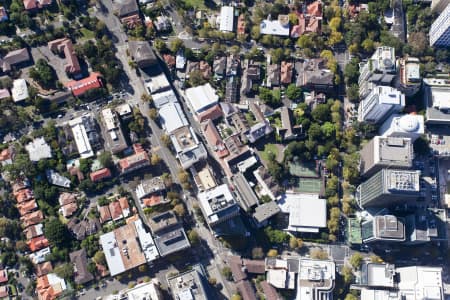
[358,86,405,124]
[396,56,421,96]
[355,263,444,300]
[430,3,450,47]
[379,114,425,142]
[359,136,413,177]
[361,215,406,243]
[356,169,421,208]
[423,78,450,124]
[359,47,397,98]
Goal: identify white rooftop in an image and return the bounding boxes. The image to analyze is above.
[260,19,290,36]
[47,273,67,291]
[158,102,188,133]
[29,247,51,264]
[115,103,132,116]
[133,219,159,262]
[219,6,234,32]
[12,78,28,102]
[278,193,327,232]
[375,86,405,105]
[99,231,126,276]
[125,281,162,300]
[25,137,52,162]
[267,269,296,289]
[185,83,219,113]
[152,89,178,109]
[198,184,235,221]
[102,108,118,131]
[145,73,170,94]
[69,116,94,159]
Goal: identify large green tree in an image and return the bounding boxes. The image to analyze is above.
[44,218,70,248]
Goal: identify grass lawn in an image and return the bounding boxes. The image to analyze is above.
[183,0,206,9]
[260,144,279,163]
[80,28,95,39]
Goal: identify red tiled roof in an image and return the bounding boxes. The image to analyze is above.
[0,286,8,298]
[118,152,149,173]
[48,38,81,74]
[14,188,34,203]
[163,54,176,68]
[142,195,163,207]
[23,0,37,9]
[27,236,49,252]
[0,269,7,283]
[65,72,102,97]
[197,104,223,123]
[281,61,293,84]
[36,262,53,277]
[261,281,281,300]
[121,14,141,28]
[118,197,129,210]
[98,206,111,223]
[21,210,44,227]
[237,15,246,35]
[58,192,76,206]
[307,0,322,17]
[201,119,229,158]
[89,168,111,182]
[109,201,123,220]
[61,202,78,218]
[0,88,10,99]
[18,199,37,216]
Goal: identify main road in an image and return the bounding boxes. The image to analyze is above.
[91,1,234,298]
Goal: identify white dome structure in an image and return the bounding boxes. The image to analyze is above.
[379,114,425,142]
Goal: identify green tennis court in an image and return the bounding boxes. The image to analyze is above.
[296,178,322,193]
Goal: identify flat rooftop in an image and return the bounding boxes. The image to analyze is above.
[364,263,395,287]
[167,264,210,300]
[154,228,190,257]
[170,126,199,153]
[375,215,405,239]
[384,169,420,192]
[424,78,450,123]
[148,211,178,234]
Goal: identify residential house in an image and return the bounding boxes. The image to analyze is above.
[0,286,8,298]
[46,169,71,188]
[226,55,240,77]
[27,236,49,252]
[128,41,157,68]
[25,137,52,162]
[225,76,239,103]
[163,54,175,69]
[65,72,103,97]
[90,168,112,182]
[296,59,334,93]
[237,14,246,35]
[118,0,141,28]
[23,0,52,10]
[69,249,94,285]
[67,217,100,240]
[260,15,290,36]
[118,144,150,175]
[0,88,10,100]
[36,262,53,277]
[118,197,130,217]
[0,7,8,22]
[241,60,261,95]
[109,201,124,221]
[201,119,229,158]
[48,38,81,75]
[24,223,44,240]
[11,78,29,102]
[14,188,34,204]
[213,56,227,79]
[36,273,67,300]
[0,48,30,73]
[29,247,51,264]
[253,166,281,201]
[18,199,38,216]
[186,60,212,79]
[267,64,280,87]
[280,61,293,85]
[21,210,44,228]
[347,3,369,20]
[290,1,323,38]
[154,15,171,32]
[278,107,297,141]
[0,269,8,284]
[98,206,112,224]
